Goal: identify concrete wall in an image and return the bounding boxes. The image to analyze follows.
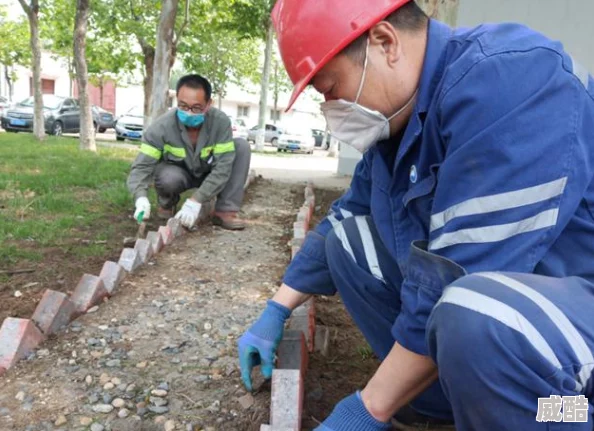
[457,0,594,73]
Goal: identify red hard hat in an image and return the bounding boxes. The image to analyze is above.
[272,0,412,110]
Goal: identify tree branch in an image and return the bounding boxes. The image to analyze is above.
[173,0,190,46]
[16,0,31,16]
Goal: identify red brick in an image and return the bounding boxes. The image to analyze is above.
[99,261,126,294]
[289,299,316,352]
[270,369,303,431]
[167,218,183,237]
[146,231,164,254]
[134,238,153,264]
[158,225,174,246]
[277,330,308,377]
[31,290,76,335]
[70,274,109,313]
[118,248,142,272]
[0,318,44,370]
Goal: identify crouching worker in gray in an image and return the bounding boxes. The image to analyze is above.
[127,74,251,230]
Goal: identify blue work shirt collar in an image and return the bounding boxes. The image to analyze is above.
[416,19,453,114]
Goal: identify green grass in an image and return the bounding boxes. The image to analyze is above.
[0,133,142,267]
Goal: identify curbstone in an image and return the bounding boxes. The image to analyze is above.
[278,330,308,376]
[293,221,307,241]
[270,369,303,431]
[0,318,44,370]
[31,290,76,335]
[99,261,126,294]
[291,246,301,260]
[260,426,293,431]
[315,325,330,357]
[289,298,316,353]
[118,248,142,273]
[167,218,183,237]
[70,274,109,313]
[244,169,257,191]
[134,238,153,264]
[158,226,174,246]
[145,231,164,254]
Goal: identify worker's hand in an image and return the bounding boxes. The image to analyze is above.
[238,300,291,391]
[134,197,151,222]
[314,392,392,431]
[174,199,202,228]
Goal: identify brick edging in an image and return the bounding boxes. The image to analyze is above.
[261,181,316,431]
[0,170,259,375]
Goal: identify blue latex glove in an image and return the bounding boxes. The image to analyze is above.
[238,300,291,391]
[314,392,392,431]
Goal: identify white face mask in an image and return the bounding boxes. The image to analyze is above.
[320,39,418,153]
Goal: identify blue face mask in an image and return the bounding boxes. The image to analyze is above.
[177,109,205,128]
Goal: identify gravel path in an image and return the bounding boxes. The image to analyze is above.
[0,179,303,431]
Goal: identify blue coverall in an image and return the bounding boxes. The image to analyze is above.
[284,20,594,430]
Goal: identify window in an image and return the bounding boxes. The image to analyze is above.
[270,109,281,122]
[237,105,249,117]
[62,99,73,108]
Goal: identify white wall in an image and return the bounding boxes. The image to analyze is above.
[115,85,145,117]
[457,0,594,73]
[5,53,72,102]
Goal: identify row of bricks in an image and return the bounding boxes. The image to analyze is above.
[0,218,185,374]
[263,183,317,431]
[0,170,259,375]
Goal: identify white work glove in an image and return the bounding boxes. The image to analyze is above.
[134,197,151,222]
[174,199,202,228]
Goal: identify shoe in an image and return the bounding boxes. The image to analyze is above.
[392,405,455,430]
[157,206,175,220]
[212,212,246,230]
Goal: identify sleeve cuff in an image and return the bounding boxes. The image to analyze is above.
[283,231,336,295]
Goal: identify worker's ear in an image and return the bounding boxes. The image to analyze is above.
[369,21,401,66]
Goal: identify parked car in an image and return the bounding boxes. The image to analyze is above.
[228,115,249,140]
[115,107,144,141]
[247,123,284,146]
[0,96,11,121]
[276,125,316,154]
[1,95,80,136]
[312,128,331,150]
[92,105,115,132]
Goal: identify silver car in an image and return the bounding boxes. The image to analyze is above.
[247,123,284,146]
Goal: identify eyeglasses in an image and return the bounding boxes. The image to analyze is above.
[178,104,205,114]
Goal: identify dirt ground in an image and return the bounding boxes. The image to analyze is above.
[0,179,387,431]
[0,216,139,325]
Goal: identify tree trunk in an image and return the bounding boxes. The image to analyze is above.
[19,0,46,141]
[5,66,13,100]
[255,18,274,151]
[140,43,155,120]
[148,0,179,125]
[273,62,279,125]
[68,57,74,97]
[416,0,459,26]
[73,0,96,152]
[99,77,104,107]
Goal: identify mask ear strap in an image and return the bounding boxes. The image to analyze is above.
[387,88,419,121]
[354,37,371,103]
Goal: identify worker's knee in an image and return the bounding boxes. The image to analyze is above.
[325,216,369,291]
[427,274,502,372]
[233,137,251,159]
[154,164,189,195]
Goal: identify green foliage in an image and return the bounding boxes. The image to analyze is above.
[177,30,261,100]
[0,8,30,69]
